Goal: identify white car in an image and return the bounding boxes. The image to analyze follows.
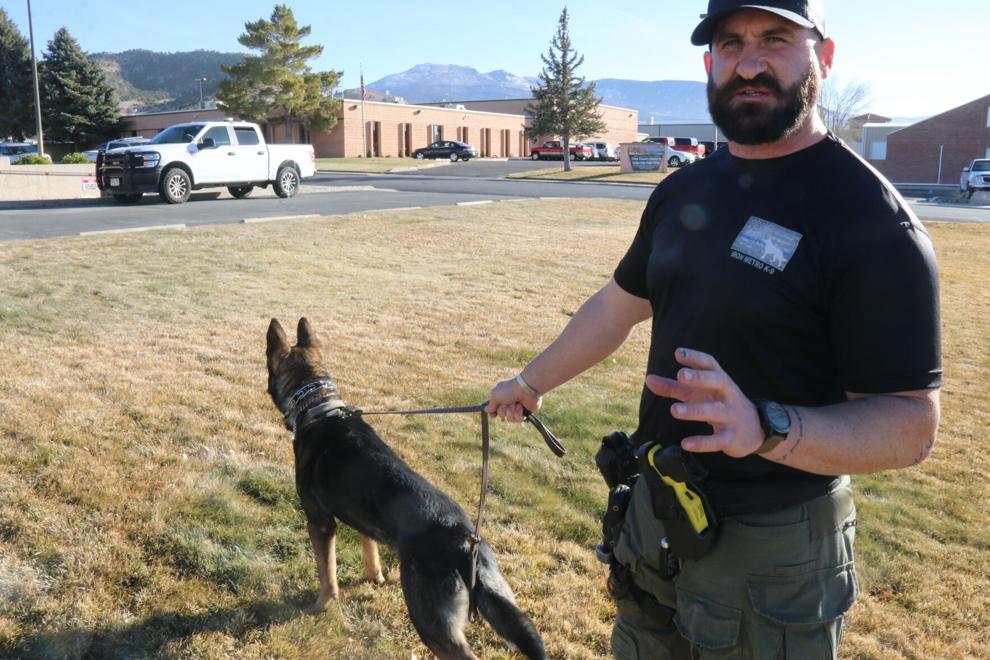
[81,137,150,162]
[95,121,316,204]
[667,150,698,168]
[960,159,990,198]
[587,142,617,161]
[0,141,51,163]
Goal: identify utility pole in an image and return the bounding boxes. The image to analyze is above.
[360,64,367,158]
[198,77,207,109]
[26,0,44,157]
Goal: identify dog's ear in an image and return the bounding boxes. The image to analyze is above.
[296,317,320,349]
[267,318,290,362]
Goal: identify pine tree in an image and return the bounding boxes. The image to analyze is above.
[0,9,35,141]
[217,5,341,140]
[527,7,607,172]
[39,28,118,148]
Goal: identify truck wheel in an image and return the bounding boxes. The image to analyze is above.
[159,167,191,204]
[668,156,682,168]
[228,185,254,199]
[274,165,300,198]
[113,193,143,204]
[531,152,540,160]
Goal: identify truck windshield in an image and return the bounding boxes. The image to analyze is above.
[148,124,205,145]
[973,161,990,172]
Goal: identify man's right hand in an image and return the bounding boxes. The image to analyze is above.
[486,376,542,422]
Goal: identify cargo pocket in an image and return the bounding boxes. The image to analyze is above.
[747,562,858,659]
[674,587,742,650]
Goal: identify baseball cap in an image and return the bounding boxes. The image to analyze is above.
[691,0,826,46]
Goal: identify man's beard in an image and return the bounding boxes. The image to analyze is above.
[707,65,820,145]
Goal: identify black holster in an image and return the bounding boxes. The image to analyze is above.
[636,442,719,560]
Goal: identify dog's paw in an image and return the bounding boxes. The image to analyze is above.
[371,572,385,586]
[313,589,339,612]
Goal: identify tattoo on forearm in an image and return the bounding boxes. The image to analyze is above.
[777,407,804,463]
[912,437,935,465]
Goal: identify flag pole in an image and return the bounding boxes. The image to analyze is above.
[360,64,367,158]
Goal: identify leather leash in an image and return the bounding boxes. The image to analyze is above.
[355,402,565,621]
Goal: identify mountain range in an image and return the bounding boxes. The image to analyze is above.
[94,53,714,122]
[363,64,710,122]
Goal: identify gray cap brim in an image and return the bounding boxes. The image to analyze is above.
[691,5,816,46]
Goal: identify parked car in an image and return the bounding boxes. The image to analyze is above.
[699,140,726,157]
[81,137,150,162]
[413,140,477,162]
[642,136,706,158]
[96,120,315,204]
[638,141,697,167]
[587,141,617,161]
[0,141,50,163]
[960,159,990,198]
[530,140,594,160]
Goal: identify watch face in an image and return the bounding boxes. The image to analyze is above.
[765,402,791,434]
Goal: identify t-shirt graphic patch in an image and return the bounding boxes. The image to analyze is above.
[730,216,802,274]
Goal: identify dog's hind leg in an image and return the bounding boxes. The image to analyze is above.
[400,555,478,660]
[308,520,339,611]
[359,534,385,585]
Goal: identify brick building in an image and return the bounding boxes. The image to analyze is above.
[869,93,990,184]
[118,98,638,159]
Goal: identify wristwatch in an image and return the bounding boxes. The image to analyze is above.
[753,400,791,455]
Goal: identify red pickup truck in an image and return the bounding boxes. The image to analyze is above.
[530,140,594,161]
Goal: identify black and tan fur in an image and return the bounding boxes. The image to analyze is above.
[266,318,546,660]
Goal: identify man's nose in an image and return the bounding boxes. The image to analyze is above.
[735,49,769,79]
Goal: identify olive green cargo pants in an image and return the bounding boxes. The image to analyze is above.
[610,476,858,659]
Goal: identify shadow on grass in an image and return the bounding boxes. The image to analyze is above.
[5,594,312,659]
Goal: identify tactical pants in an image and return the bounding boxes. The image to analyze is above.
[611,476,858,659]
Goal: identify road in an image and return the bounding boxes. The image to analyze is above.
[1,160,987,242]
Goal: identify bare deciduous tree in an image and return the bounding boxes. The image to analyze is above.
[818,78,873,142]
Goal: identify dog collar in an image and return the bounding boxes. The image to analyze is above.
[286,379,352,435]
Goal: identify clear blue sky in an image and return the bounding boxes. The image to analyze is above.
[3,0,986,119]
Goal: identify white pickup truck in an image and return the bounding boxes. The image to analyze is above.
[96,120,316,204]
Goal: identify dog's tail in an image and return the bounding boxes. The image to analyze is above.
[475,544,546,660]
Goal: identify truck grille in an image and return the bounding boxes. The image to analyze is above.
[96,151,128,190]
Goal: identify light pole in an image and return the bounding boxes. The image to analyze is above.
[26,0,44,157]
[197,77,207,109]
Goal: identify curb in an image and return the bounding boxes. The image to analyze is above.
[79,224,186,236]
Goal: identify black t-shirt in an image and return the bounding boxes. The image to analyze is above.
[614,133,942,516]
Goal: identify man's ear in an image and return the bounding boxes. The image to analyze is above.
[816,37,835,79]
[703,50,713,77]
[296,317,320,349]
[267,318,290,362]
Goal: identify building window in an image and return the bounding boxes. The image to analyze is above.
[431,124,443,142]
[986,106,990,127]
[870,142,887,160]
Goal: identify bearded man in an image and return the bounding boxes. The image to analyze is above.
[486,1,942,657]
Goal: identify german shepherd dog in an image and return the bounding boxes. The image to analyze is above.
[266,318,546,660]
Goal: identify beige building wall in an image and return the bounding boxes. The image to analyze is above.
[425,99,639,149]
[337,100,528,158]
[118,98,638,159]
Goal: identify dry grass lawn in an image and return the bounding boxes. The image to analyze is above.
[0,201,986,659]
[508,166,673,185]
[315,157,441,173]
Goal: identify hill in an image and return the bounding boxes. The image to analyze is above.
[92,49,244,114]
[95,53,711,122]
[365,64,710,122]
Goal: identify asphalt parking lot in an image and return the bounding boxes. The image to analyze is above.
[389,158,618,179]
